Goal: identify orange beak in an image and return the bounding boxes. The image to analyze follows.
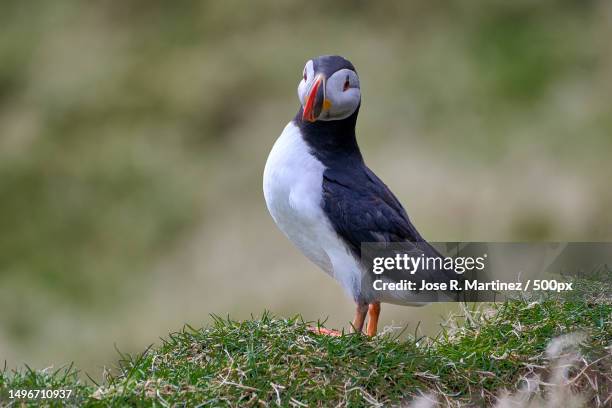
[302,75,325,122]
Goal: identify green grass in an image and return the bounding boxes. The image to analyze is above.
[1,297,610,407]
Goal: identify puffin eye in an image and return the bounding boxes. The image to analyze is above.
[343,76,350,91]
[303,70,307,81]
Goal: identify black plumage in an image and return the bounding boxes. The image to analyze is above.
[295,105,429,259]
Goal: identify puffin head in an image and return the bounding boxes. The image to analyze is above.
[298,55,361,123]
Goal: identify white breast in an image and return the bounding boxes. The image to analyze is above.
[263,122,362,300]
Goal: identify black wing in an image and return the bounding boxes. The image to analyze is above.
[322,163,432,256]
[322,162,463,297]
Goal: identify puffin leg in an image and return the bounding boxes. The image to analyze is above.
[351,303,368,333]
[366,302,381,337]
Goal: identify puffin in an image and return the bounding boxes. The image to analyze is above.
[263,55,452,336]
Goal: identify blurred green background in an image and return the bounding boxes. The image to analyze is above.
[1,0,611,379]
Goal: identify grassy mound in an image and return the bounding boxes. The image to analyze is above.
[1,299,610,407]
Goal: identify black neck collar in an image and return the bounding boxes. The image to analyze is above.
[294,106,363,166]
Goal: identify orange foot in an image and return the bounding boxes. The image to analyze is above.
[308,326,342,336]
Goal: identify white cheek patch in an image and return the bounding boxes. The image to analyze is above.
[322,69,361,121]
[298,81,307,106]
[297,60,315,106]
